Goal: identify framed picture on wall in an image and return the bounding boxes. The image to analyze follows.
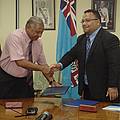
[32,0,55,30]
[91,0,116,31]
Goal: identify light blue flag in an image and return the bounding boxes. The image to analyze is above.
[56,0,80,99]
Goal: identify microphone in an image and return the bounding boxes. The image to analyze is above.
[35,111,53,120]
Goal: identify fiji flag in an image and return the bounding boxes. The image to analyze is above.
[56,0,80,99]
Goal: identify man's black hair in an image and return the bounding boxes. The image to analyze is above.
[84,9,101,23]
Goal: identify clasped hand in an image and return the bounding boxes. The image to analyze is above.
[41,63,61,76]
[41,64,62,87]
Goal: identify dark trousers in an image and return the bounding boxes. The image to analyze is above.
[0,68,34,99]
[83,84,119,102]
[83,84,92,100]
[83,84,108,101]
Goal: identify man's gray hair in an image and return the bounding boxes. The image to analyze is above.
[26,16,44,28]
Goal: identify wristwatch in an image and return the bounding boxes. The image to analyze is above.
[49,80,55,85]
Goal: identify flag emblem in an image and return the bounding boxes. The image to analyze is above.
[61,0,76,36]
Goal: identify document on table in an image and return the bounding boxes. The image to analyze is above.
[62,99,99,107]
[102,103,120,112]
[41,86,70,96]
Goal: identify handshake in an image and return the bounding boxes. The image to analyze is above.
[41,63,61,76]
[40,63,62,86]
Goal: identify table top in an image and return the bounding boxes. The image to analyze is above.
[0,97,119,120]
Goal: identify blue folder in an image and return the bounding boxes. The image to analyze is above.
[41,86,70,96]
[62,99,99,107]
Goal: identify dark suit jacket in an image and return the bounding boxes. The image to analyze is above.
[59,28,120,100]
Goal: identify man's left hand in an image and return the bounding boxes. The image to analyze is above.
[106,87,118,101]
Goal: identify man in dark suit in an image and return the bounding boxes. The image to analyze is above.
[50,9,120,101]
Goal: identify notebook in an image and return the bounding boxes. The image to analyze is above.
[62,99,99,107]
[41,86,70,96]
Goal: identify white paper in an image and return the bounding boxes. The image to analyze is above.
[102,105,120,112]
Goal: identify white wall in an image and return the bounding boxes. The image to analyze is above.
[0,0,16,47]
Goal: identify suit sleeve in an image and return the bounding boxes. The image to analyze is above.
[103,33,120,87]
[59,36,82,70]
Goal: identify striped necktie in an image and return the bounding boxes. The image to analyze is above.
[27,41,33,86]
[86,36,91,60]
[84,36,91,85]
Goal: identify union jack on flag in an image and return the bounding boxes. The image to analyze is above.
[61,0,76,36]
[56,0,79,98]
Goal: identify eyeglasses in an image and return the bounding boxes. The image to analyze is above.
[81,19,98,23]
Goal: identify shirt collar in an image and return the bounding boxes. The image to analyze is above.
[86,27,101,42]
[23,28,32,44]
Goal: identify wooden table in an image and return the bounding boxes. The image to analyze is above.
[0,97,119,120]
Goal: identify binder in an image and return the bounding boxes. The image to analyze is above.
[62,99,99,107]
[41,86,69,96]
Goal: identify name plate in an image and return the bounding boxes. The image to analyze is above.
[5,102,23,108]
